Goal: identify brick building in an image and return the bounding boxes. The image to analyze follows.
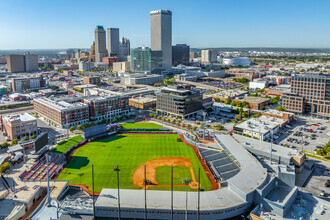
[11,77,46,92]
[261,109,295,127]
[238,96,270,110]
[103,57,119,67]
[83,76,101,85]
[0,113,38,140]
[34,97,89,128]
[264,84,290,97]
[282,73,330,119]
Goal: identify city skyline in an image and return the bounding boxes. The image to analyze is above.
[1,0,330,49]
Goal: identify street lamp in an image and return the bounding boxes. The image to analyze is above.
[182,178,192,220]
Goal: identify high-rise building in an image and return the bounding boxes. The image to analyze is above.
[7,55,25,73]
[282,73,330,119]
[131,47,162,72]
[24,54,39,72]
[201,49,217,64]
[107,28,120,56]
[119,37,130,57]
[150,10,172,68]
[90,41,96,61]
[172,44,190,66]
[94,26,107,62]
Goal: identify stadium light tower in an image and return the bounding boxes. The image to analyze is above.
[202,112,207,140]
[46,154,51,207]
[181,178,192,220]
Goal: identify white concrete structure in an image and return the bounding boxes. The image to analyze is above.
[113,61,130,73]
[233,116,284,140]
[223,57,250,66]
[201,49,217,64]
[150,10,172,68]
[249,81,268,90]
[79,61,95,71]
[24,54,39,72]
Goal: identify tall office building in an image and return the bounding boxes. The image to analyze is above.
[90,41,95,61]
[131,47,162,72]
[150,10,172,68]
[172,44,190,66]
[94,26,107,62]
[7,54,39,73]
[282,73,330,119]
[107,28,120,56]
[201,49,217,64]
[119,37,130,57]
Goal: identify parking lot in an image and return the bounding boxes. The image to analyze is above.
[273,116,330,153]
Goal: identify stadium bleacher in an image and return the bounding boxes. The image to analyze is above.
[19,152,66,182]
[197,146,240,181]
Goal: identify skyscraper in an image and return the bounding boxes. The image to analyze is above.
[107,28,120,56]
[94,26,107,62]
[131,47,162,73]
[201,49,217,64]
[150,10,172,68]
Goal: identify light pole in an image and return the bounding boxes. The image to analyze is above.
[202,112,207,140]
[46,154,51,207]
[182,178,192,220]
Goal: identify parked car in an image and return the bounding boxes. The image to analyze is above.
[325,180,330,187]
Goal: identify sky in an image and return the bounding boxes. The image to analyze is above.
[1,0,330,49]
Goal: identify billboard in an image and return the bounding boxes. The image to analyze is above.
[84,124,107,139]
[34,132,48,153]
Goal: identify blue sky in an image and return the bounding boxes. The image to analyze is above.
[1,0,330,49]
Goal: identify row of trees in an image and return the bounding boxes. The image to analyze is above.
[1,135,36,149]
[149,113,199,131]
[316,141,330,158]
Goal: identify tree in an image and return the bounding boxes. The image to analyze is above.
[167,118,171,122]
[231,101,237,106]
[157,115,161,120]
[83,123,90,129]
[0,162,10,173]
[237,102,243,107]
[192,126,197,131]
[91,122,96,126]
[24,136,29,141]
[242,112,248,118]
[236,114,241,120]
[97,121,102,125]
[176,122,181,126]
[162,117,166,121]
[1,142,9,149]
[30,135,36,139]
[172,119,176,124]
[181,123,185,127]
[69,126,75,132]
[224,98,230,105]
[149,113,153,117]
[187,124,192,129]
[77,124,82,130]
[214,97,220,102]
[276,106,286,111]
[11,139,18,145]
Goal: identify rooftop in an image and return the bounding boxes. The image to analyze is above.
[3,112,36,123]
[234,116,283,134]
[34,97,88,112]
[241,96,270,104]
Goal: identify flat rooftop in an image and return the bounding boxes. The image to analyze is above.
[241,96,270,104]
[234,116,283,134]
[35,97,89,111]
[2,112,36,123]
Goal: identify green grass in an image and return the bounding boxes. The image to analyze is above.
[156,166,192,185]
[57,134,212,192]
[121,122,165,130]
[51,135,84,154]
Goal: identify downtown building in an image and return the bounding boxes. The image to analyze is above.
[34,97,89,128]
[172,44,190,66]
[94,26,108,62]
[130,47,162,72]
[0,113,38,140]
[150,10,172,68]
[201,49,217,64]
[10,77,46,92]
[282,73,330,119]
[7,54,39,73]
[156,85,203,118]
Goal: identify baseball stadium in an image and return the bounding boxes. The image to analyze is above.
[55,122,217,193]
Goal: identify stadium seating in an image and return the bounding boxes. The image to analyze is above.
[19,152,66,182]
[197,146,240,181]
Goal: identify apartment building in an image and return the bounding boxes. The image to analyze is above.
[0,113,38,140]
[282,73,330,119]
[34,98,89,128]
[121,73,164,85]
[83,76,101,85]
[11,77,46,92]
[156,85,203,118]
[129,95,157,110]
[83,92,129,122]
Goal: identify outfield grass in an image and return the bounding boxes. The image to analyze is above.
[51,135,84,154]
[121,122,165,130]
[57,134,212,192]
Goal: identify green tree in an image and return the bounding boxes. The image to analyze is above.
[82,123,90,129]
[11,139,18,145]
[30,135,36,139]
[149,113,153,117]
[237,102,243,107]
[224,98,230,104]
[192,126,197,131]
[276,106,286,111]
[231,101,237,106]
[1,142,9,148]
[187,124,192,129]
[0,162,10,173]
[24,136,29,141]
[77,124,82,130]
[69,126,75,132]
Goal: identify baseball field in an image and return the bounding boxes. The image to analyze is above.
[56,123,213,192]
